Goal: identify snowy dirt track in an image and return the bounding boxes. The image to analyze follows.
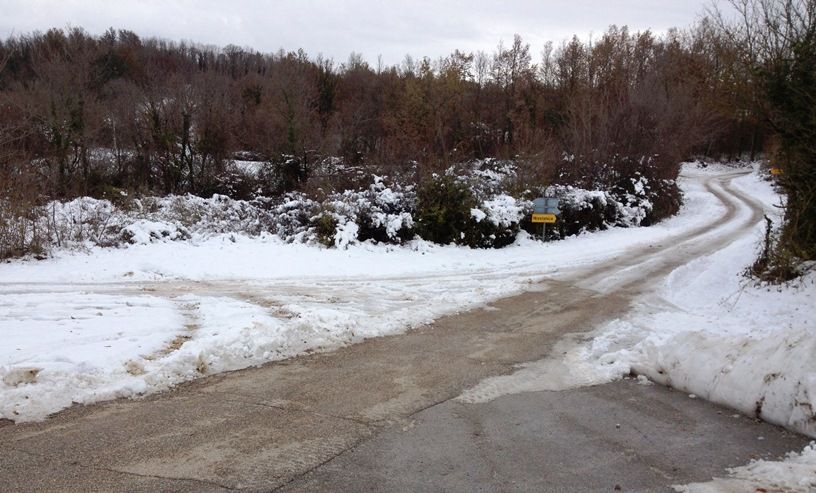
[0,163,812,441]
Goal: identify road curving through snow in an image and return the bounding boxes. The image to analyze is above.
[1,164,812,492]
[460,165,816,439]
[3,162,808,429]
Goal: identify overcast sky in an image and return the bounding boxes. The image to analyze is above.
[1,1,713,65]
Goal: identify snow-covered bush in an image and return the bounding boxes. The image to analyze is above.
[540,185,618,237]
[465,158,519,200]
[608,172,683,227]
[641,178,682,226]
[156,194,278,235]
[42,198,126,248]
[350,177,416,244]
[273,192,319,242]
[415,174,476,245]
[0,199,46,259]
[308,176,416,248]
[536,172,680,238]
[121,220,189,244]
[467,194,527,248]
[310,210,340,247]
[3,157,683,257]
[413,165,528,248]
[27,194,279,251]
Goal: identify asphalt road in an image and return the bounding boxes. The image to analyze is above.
[0,170,808,492]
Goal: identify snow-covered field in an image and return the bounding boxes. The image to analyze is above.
[1,162,813,457]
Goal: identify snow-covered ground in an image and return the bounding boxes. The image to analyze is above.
[674,441,816,493]
[1,163,812,446]
[460,166,816,441]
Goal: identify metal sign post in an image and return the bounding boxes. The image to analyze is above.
[532,197,560,241]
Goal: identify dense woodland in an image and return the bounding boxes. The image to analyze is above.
[0,0,812,277]
[0,20,758,196]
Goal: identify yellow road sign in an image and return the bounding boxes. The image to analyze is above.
[770,167,783,175]
[532,213,557,224]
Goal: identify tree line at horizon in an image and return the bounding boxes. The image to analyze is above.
[0,20,757,194]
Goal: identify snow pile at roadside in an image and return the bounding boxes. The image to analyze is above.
[0,266,557,422]
[0,293,185,420]
[674,442,816,493]
[580,168,816,437]
[585,248,816,436]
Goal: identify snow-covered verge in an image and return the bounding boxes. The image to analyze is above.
[580,168,816,437]
[584,250,816,436]
[673,441,816,493]
[0,163,742,422]
[460,164,816,439]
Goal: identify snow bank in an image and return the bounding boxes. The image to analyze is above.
[580,166,816,437]
[674,442,816,492]
[460,164,816,438]
[0,293,184,420]
[589,244,816,436]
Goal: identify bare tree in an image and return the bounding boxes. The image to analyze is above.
[712,0,816,266]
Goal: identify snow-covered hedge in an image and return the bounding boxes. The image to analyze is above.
[538,173,680,237]
[4,159,680,256]
[38,195,276,249]
[312,176,416,248]
[467,194,528,248]
[411,163,530,249]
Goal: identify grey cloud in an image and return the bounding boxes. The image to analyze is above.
[0,0,706,64]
